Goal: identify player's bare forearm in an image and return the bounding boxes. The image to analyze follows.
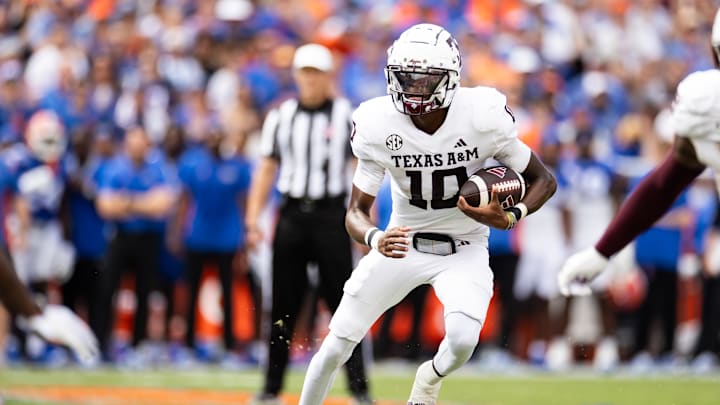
[347,186,410,258]
[458,153,556,230]
[345,185,379,244]
[0,252,41,317]
[595,137,705,258]
[520,152,558,215]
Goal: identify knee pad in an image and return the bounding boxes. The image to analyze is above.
[432,312,482,377]
[320,333,356,366]
[444,312,482,359]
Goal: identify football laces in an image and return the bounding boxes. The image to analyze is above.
[492,180,521,192]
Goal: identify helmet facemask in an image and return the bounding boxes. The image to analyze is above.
[25,111,66,163]
[386,66,455,115]
[29,131,66,163]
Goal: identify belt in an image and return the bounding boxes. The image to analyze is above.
[283,195,346,213]
[412,232,457,256]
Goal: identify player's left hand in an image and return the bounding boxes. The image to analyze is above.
[376,226,411,258]
[457,189,509,229]
[25,305,99,365]
[557,247,609,296]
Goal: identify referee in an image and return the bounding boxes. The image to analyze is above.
[245,44,371,405]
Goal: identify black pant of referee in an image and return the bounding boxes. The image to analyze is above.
[262,195,369,398]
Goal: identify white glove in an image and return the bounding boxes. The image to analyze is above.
[558,247,609,296]
[23,305,99,364]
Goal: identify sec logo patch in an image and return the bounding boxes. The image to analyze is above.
[386,134,403,151]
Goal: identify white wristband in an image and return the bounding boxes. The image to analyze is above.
[364,227,379,246]
[363,227,385,250]
[363,226,385,250]
[370,230,385,250]
[516,202,528,220]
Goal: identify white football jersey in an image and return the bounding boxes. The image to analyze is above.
[673,69,720,170]
[351,86,532,242]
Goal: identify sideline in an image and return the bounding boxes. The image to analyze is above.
[2,386,401,405]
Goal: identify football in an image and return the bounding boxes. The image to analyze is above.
[460,166,526,208]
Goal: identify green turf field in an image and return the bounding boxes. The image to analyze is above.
[1,366,719,405]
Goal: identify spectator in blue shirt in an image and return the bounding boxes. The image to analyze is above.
[693,199,720,369]
[61,129,114,340]
[632,183,715,364]
[95,126,176,359]
[632,190,688,363]
[173,127,251,356]
[0,73,30,146]
[158,125,186,284]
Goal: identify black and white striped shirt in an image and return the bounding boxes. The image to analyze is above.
[260,97,353,200]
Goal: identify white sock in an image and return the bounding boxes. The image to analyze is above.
[417,360,442,386]
[299,333,357,405]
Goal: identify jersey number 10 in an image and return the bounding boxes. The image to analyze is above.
[406,167,468,210]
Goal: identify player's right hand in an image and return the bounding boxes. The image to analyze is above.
[25,305,99,365]
[377,226,411,258]
[457,191,508,230]
[557,247,609,296]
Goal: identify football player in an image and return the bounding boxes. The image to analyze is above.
[558,8,720,296]
[0,110,97,363]
[298,24,557,405]
[5,110,75,283]
[0,249,98,363]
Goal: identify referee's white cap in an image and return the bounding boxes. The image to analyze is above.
[293,44,334,72]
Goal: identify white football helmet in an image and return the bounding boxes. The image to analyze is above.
[386,23,462,115]
[25,110,66,163]
[713,8,720,66]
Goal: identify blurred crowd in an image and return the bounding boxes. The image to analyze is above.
[0,0,719,373]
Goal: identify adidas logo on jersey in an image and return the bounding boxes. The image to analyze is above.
[453,138,467,148]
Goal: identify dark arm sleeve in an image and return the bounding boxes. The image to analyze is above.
[0,252,41,316]
[595,151,704,257]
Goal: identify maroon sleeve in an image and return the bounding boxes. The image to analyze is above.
[595,152,705,258]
